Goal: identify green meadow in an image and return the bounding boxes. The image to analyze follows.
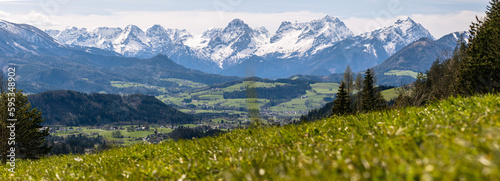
[3,94,498,180]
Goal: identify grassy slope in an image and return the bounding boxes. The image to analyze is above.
[384,70,419,79]
[381,88,398,101]
[3,94,499,180]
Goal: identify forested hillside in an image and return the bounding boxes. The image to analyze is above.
[28,90,197,126]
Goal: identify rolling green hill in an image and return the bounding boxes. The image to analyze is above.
[4,94,499,180]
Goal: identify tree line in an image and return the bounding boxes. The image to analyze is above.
[302,0,500,120]
[301,66,388,121]
[394,0,499,107]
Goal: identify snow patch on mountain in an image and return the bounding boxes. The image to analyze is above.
[48,24,193,58]
[184,19,270,68]
[0,19,62,55]
[255,15,353,58]
[361,17,434,56]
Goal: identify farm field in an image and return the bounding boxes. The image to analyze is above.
[384,70,420,79]
[51,125,175,145]
[158,81,340,118]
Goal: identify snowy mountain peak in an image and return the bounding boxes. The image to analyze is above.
[123,25,144,35]
[393,17,434,41]
[227,19,247,28]
[321,15,341,23]
[222,19,253,35]
[438,31,471,45]
[395,16,414,25]
[262,16,353,58]
[211,19,253,44]
[357,17,435,58]
[200,18,264,66]
[278,21,293,29]
[146,24,167,37]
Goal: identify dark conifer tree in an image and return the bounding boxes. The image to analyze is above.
[1,87,50,164]
[459,0,500,94]
[331,81,352,116]
[361,69,386,112]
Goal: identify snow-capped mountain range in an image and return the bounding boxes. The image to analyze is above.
[295,17,434,75]
[46,25,192,57]
[357,17,434,58]
[45,16,434,77]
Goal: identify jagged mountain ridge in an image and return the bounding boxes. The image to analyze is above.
[0,20,240,94]
[304,17,434,73]
[257,15,353,58]
[47,24,221,73]
[45,16,435,78]
[46,16,355,70]
[220,17,435,78]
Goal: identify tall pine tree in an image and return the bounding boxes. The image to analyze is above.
[1,76,50,164]
[459,0,500,94]
[331,81,352,116]
[361,69,386,112]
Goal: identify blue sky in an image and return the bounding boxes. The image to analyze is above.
[0,0,491,37]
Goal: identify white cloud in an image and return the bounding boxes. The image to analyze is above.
[42,11,326,34]
[411,11,485,38]
[0,10,59,26]
[0,10,10,18]
[0,10,486,39]
[20,11,58,26]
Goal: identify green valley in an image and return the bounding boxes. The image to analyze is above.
[156,80,340,119]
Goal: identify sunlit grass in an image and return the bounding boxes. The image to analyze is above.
[384,70,420,79]
[2,94,499,180]
[222,81,288,92]
[381,88,398,101]
[160,78,207,88]
[310,82,339,94]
